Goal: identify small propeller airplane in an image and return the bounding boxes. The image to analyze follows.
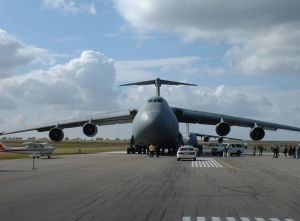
[0,141,56,158]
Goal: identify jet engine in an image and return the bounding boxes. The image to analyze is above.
[83,122,98,137]
[49,127,64,142]
[218,137,223,143]
[250,126,265,141]
[203,136,210,142]
[215,121,230,136]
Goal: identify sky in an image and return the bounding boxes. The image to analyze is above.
[0,0,300,141]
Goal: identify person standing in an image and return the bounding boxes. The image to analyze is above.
[283,146,288,158]
[155,145,160,158]
[288,145,293,158]
[253,145,257,156]
[292,146,296,158]
[227,144,231,157]
[258,146,263,156]
[297,145,300,159]
[273,146,279,158]
[222,145,226,157]
[149,144,155,158]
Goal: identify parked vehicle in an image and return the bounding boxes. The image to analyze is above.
[211,143,244,156]
[177,146,197,161]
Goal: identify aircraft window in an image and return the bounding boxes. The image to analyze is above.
[157,98,163,102]
[148,99,153,103]
[153,99,158,102]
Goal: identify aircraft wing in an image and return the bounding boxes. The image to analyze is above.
[0,108,138,135]
[192,133,242,140]
[171,107,300,132]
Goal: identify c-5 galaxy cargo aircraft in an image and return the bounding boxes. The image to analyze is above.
[1,78,300,154]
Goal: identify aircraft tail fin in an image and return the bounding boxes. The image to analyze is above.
[120,78,196,96]
[0,141,7,151]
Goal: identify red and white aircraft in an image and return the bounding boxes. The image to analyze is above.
[0,141,56,158]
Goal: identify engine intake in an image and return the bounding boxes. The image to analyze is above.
[216,121,230,136]
[218,137,223,143]
[49,128,64,142]
[250,126,265,141]
[83,122,98,137]
[203,136,209,142]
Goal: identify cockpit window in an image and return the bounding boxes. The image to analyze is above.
[148,98,163,103]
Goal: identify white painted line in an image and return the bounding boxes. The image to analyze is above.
[191,161,195,167]
[240,217,251,221]
[198,160,203,167]
[196,217,206,221]
[226,217,236,221]
[254,218,265,221]
[207,158,219,167]
[270,218,280,221]
[211,158,223,167]
[284,219,295,221]
[212,217,221,221]
[182,217,190,221]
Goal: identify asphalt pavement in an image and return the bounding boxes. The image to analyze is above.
[0,150,299,221]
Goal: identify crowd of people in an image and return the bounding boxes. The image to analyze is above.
[249,144,300,159]
[282,145,300,158]
[269,144,300,158]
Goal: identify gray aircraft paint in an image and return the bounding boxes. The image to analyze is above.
[132,96,179,146]
[1,78,300,147]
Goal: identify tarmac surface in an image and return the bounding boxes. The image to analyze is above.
[0,149,299,221]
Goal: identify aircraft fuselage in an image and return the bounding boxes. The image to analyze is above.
[132,96,179,147]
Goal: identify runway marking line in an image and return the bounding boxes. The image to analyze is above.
[182,217,294,221]
[191,158,223,168]
[215,158,249,171]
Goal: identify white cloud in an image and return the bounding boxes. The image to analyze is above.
[42,0,96,14]
[0,29,50,79]
[0,50,119,111]
[114,0,300,75]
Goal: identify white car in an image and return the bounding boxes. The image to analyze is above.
[177,146,197,161]
[211,143,244,156]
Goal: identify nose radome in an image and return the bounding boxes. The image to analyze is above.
[135,110,178,144]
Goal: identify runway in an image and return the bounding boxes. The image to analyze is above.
[0,151,299,221]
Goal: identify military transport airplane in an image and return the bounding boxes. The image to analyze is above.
[0,141,56,158]
[1,78,300,155]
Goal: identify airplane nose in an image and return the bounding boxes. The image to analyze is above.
[134,110,178,144]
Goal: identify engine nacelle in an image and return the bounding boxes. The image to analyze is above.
[216,121,230,136]
[49,127,64,142]
[218,137,223,143]
[83,122,98,137]
[250,126,265,141]
[203,136,210,142]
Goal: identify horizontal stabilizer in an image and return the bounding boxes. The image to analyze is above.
[120,78,196,96]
